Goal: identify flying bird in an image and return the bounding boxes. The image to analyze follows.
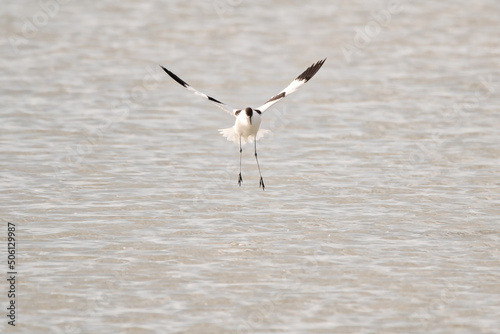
[160,58,326,190]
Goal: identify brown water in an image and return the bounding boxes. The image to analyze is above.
[1,0,499,333]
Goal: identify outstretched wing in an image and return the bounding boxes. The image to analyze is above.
[160,65,238,116]
[256,59,326,113]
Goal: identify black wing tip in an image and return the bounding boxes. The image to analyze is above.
[159,65,189,88]
[296,58,327,82]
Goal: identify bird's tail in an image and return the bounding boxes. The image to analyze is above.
[218,127,238,143]
[218,127,271,145]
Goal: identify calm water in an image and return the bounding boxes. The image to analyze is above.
[1,1,499,333]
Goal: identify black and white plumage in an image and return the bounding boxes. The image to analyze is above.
[160,58,326,190]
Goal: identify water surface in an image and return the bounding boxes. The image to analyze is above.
[1,1,499,333]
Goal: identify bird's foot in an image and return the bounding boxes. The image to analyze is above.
[259,177,265,191]
[238,173,243,187]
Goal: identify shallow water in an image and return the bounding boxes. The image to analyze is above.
[1,0,500,333]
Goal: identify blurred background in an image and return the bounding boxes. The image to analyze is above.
[1,0,499,333]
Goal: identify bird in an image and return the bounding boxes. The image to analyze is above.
[160,58,326,190]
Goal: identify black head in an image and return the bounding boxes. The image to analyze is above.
[244,107,253,124]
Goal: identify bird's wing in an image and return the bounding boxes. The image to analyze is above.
[256,59,326,113]
[160,65,238,116]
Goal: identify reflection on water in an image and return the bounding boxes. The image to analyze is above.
[1,0,499,333]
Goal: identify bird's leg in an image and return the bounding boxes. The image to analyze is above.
[238,136,243,186]
[254,139,265,190]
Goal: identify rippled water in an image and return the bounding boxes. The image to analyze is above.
[1,0,500,333]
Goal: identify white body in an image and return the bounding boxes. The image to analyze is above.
[219,108,270,145]
[235,109,261,138]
